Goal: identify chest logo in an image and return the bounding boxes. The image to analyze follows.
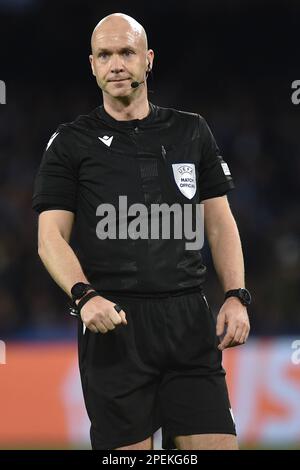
[98,135,114,147]
[172,163,196,199]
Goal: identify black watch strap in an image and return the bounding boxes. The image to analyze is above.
[225,289,241,298]
[224,288,251,306]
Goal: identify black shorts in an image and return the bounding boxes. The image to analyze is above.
[77,286,236,450]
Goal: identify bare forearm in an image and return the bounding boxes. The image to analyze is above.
[38,235,89,298]
[208,216,245,293]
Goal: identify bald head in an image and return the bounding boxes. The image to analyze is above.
[89,13,154,101]
[91,13,148,53]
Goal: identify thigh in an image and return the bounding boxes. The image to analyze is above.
[158,291,236,449]
[174,434,238,450]
[115,436,154,450]
[78,294,162,450]
[159,372,236,449]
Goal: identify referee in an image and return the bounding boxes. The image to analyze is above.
[32,13,250,450]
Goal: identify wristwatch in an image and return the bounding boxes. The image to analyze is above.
[224,288,252,306]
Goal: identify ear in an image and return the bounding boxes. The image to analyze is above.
[89,54,96,76]
[147,49,154,71]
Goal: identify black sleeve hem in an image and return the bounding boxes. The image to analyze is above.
[32,194,77,214]
[34,206,76,214]
[199,180,235,202]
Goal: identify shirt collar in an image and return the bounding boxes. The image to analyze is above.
[97,102,156,129]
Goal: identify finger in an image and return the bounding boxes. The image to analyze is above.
[113,304,127,325]
[92,319,108,334]
[218,326,237,351]
[88,324,99,334]
[216,312,226,337]
[110,307,124,326]
[240,326,250,344]
[233,326,245,345]
[118,310,127,325]
[101,317,116,331]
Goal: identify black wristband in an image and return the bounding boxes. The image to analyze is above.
[71,282,93,302]
[76,291,100,314]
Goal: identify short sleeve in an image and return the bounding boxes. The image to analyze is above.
[32,127,78,213]
[198,116,234,202]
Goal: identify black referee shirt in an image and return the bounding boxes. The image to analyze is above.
[32,102,234,293]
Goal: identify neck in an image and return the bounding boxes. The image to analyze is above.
[102,87,150,121]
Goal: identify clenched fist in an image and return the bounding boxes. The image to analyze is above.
[80,295,127,334]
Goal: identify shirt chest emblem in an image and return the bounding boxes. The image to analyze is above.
[98,135,114,147]
[172,163,196,199]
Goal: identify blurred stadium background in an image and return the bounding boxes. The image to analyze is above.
[0,0,299,450]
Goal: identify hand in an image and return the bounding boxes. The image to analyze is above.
[80,295,127,334]
[216,297,250,351]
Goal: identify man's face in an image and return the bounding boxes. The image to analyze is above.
[90,22,152,98]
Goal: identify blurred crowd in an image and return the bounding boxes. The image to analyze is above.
[0,0,299,338]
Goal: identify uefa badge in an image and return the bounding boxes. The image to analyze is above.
[172,163,196,199]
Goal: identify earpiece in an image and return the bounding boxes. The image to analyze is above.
[131,62,152,89]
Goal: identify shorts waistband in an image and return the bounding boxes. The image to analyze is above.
[96,285,203,299]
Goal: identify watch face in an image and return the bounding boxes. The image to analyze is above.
[240,288,251,305]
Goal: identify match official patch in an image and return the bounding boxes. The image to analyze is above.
[172,163,196,199]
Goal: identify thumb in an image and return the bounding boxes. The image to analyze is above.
[119,310,127,325]
[216,311,225,337]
